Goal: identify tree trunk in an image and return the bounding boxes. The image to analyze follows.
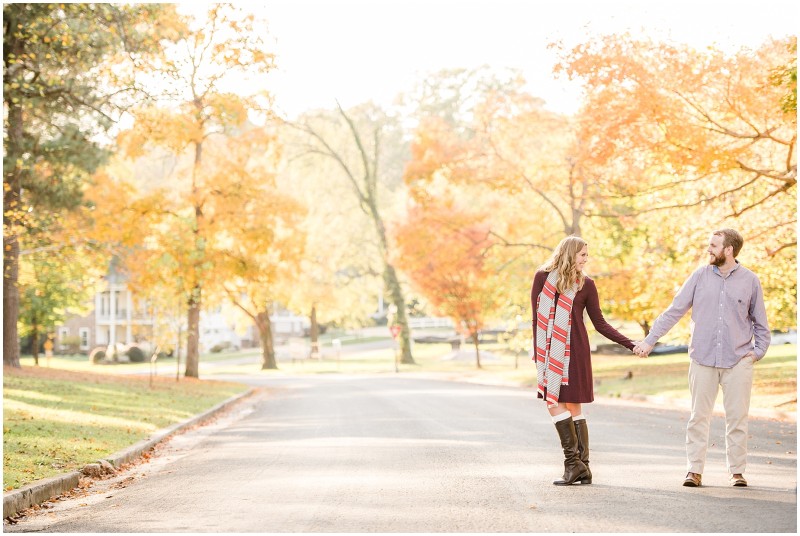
[472,331,482,369]
[3,26,23,368]
[185,287,200,378]
[184,138,204,379]
[569,206,582,237]
[384,264,415,364]
[3,230,20,367]
[640,320,651,337]
[372,206,414,365]
[309,304,319,358]
[31,327,40,366]
[330,105,415,366]
[256,311,277,370]
[176,323,182,382]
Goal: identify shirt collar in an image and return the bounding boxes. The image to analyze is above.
[712,259,741,276]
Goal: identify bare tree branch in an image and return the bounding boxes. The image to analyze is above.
[285,118,371,211]
[486,230,552,252]
[335,101,375,199]
[766,241,797,257]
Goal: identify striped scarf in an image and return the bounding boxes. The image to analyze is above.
[534,271,576,407]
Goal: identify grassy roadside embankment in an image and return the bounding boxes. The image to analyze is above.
[3,366,248,490]
[589,344,797,408]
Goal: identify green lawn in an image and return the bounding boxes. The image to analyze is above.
[18,348,260,370]
[3,366,248,490]
[589,344,797,409]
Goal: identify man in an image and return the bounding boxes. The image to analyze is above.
[634,229,770,488]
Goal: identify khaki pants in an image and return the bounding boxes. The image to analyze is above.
[686,357,754,475]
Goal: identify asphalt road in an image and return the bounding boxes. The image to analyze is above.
[7,374,797,532]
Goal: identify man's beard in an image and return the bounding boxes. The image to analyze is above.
[709,252,725,266]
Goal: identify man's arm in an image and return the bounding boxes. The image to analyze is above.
[638,269,701,353]
[750,277,771,360]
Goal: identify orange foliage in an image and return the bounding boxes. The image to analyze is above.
[556,35,796,224]
[392,196,498,342]
[404,86,587,238]
[555,34,797,329]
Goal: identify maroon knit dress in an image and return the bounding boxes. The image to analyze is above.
[531,270,635,403]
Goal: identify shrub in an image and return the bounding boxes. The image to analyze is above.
[126,345,146,363]
[89,347,106,364]
[210,341,230,353]
[59,335,82,354]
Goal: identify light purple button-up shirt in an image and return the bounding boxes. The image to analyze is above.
[643,262,771,368]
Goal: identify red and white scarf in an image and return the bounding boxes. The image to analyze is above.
[534,271,576,407]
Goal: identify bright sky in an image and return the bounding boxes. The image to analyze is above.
[248,0,797,118]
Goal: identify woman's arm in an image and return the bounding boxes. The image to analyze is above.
[530,271,546,358]
[584,278,635,351]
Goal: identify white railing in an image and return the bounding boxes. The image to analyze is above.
[96,312,153,322]
[408,317,453,329]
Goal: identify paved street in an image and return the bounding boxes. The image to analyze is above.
[7,374,797,532]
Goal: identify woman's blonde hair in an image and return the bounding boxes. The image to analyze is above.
[538,236,588,293]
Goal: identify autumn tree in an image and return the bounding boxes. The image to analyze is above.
[287,102,416,364]
[284,215,371,350]
[556,35,796,252]
[585,215,703,338]
[556,34,797,330]
[404,68,594,329]
[18,243,102,364]
[2,3,179,367]
[393,187,502,369]
[403,67,591,239]
[277,120,389,338]
[771,39,797,115]
[116,4,276,377]
[212,130,307,370]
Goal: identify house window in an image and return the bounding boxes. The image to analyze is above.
[58,327,69,350]
[79,328,90,350]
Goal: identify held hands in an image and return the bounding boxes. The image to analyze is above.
[632,341,653,358]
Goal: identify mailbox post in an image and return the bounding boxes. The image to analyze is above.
[389,324,401,372]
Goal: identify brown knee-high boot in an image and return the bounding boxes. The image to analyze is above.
[573,418,592,484]
[553,417,589,486]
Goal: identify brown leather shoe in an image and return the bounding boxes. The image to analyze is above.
[730,474,748,487]
[683,472,702,487]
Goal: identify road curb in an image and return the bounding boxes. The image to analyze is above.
[3,388,255,520]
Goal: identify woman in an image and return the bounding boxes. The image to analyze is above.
[531,236,638,486]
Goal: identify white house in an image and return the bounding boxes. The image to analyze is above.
[56,261,155,353]
[56,262,311,355]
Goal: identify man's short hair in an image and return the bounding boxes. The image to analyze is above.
[713,228,744,258]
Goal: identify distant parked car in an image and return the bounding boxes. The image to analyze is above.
[650,343,689,355]
[771,329,797,345]
[595,343,631,355]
